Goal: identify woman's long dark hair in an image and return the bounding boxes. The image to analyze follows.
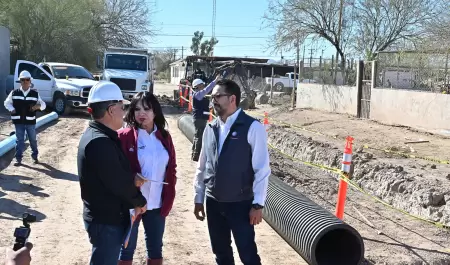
[124,92,168,138]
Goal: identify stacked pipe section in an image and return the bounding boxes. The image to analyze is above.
[177,114,365,265]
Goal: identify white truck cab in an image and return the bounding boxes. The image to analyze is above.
[13,60,98,115]
[97,47,155,99]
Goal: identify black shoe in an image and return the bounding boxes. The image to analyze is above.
[13,161,22,167]
[33,158,39,164]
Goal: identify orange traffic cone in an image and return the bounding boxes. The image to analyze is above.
[179,85,184,107]
[208,108,213,122]
[184,86,189,105]
[263,112,270,131]
[335,136,354,220]
[187,88,193,112]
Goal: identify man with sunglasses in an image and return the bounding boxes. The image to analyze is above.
[190,72,224,161]
[4,70,46,166]
[193,79,271,265]
[77,81,147,265]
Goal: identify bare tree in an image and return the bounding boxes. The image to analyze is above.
[264,0,356,66]
[154,48,178,73]
[352,0,441,59]
[264,0,443,62]
[96,0,155,48]
[422,1,450,49]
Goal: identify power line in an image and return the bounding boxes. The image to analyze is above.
[154,34,267,39]
[148,44,265,49]
[157,23,262,28]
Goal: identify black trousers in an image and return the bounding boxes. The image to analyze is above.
[192,118,207,161]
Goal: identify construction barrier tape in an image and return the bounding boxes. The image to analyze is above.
[363,145,450,165]
[267,143,450,233]
[180,96,190,103]
[250,112,450,165]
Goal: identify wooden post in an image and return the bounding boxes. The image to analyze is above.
[356,61,364,118]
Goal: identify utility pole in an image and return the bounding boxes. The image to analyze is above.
[308,48,314,68]
[302,45,306,62]
[181,46,184,59]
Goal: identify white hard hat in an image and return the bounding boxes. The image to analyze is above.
[192,79,205,88]
[87,81,130,104]
[18,70,33,80]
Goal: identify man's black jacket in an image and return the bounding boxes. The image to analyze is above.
[77,121,147,225]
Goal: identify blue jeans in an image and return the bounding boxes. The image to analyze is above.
[84,221,128,265]
[14,124,38,161]
[119,208,166,261]
[206,197,261,265]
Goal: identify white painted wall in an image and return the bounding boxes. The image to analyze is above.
[296,83,358,115]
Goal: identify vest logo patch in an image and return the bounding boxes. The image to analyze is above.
[230,131,238,139]
[129,146,134,152]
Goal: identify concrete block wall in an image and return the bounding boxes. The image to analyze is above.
[295,82,450,133]
[296,83,358,115]
[370,88,450,132]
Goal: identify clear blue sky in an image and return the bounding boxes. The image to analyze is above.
[146,0,336,61]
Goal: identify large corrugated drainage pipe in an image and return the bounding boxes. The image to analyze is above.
[0,112,59,157]
[177,114,365,265]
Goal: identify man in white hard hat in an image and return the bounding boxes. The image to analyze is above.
[3,70,46,166]
[190,72,224,161]
[77,81,147,265]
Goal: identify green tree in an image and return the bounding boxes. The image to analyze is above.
[0,0,155,69]
[190,31,219,56]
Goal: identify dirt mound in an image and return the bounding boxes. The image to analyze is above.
[268,124,450,226]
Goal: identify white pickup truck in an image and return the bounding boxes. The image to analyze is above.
[265,72,317,92]
[9,60,98,115]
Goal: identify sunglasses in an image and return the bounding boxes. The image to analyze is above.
[20,79,30,82]
[211,93,231,101]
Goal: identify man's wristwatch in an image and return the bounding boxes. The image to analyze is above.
[252,204,264,210]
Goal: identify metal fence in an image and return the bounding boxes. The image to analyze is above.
[302,57,357,86]
[377,50,450,92]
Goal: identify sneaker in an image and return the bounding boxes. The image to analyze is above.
[13,161,22,167]
[33,158,39,164]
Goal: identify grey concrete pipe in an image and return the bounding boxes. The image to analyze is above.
[177,114,365,265]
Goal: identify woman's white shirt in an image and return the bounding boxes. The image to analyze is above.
[137,126,169,210]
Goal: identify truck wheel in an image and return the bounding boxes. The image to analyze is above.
[53,95,70,115]
[275,82,284,92]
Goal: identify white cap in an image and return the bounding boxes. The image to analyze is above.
[192,79,205,88]
[87,81,130,104]
[18,70,32,80]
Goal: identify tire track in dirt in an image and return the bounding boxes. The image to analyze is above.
[0,116,90,264]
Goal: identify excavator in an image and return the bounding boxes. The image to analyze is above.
[180,59,258,109]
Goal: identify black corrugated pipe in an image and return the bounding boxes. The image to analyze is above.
[178,114,365,265]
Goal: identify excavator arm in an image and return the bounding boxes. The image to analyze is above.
[210,60,257,109]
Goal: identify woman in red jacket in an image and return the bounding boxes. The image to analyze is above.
[117,92,177,265]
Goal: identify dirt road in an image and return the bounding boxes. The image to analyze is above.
[0,83,305,264]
